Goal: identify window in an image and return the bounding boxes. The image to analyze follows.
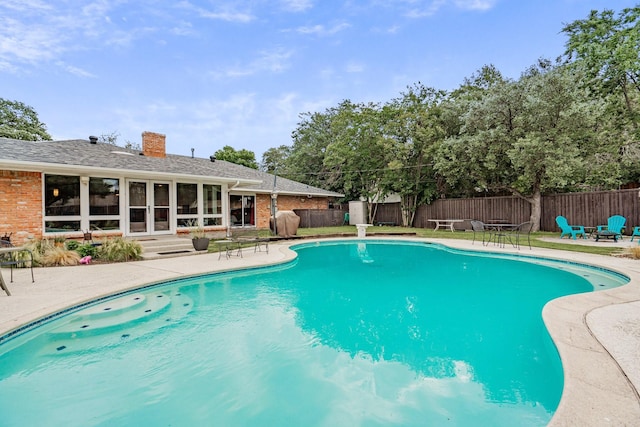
[229,194,255,227]
[203,184,222,226]
[176,183,198,227]
[44,175,81,232]
[89,178,120,230]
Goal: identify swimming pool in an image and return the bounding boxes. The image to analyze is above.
[0,240,628,426]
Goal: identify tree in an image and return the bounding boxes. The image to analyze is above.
[260,145,291,174]
[213,145,259,169]
[563,6,640,116]
[563,7,640,185]
[381,83,445,226]
[287,109,342,193]
[323,100,389,222]
[0,98,52,141]
[434,61,605,230]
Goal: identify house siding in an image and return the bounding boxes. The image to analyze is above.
[0,172,332,242]
[255,194,329,229]
[0,170,42,245]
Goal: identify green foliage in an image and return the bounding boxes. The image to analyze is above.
[213,145,259,169]
[260,145,291,173]
[96,237,143,262]
[76,243,98,258]
[0,98,52,141]
[65,240,80,251]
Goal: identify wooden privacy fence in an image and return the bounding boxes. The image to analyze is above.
[295,188,640,233]
[294,208,346,228]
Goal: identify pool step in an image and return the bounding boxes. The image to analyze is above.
[43,291,193,354]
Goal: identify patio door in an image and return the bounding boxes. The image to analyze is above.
[127,180,172,235]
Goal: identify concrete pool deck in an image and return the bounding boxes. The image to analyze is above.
[0,237,638,426]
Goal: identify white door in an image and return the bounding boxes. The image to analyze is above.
[127,180,172,235]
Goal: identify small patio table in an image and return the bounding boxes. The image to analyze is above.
[483,223,519,248]
[594,230,618,242]
[428,219,464,232]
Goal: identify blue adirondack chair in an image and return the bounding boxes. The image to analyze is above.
[555,215,587,239]
[597,215,626,240]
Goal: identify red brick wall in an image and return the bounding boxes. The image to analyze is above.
[255,194,328,229]
[142,131,166,158]
[0,171,42,245]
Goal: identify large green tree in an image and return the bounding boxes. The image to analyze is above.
[563,6,640,183]
[434,61,606,230]
[213,145,259,169]
[260,145,291,174]
[381,83,445,226]
[0,98,52,141]
[323,101,390,222]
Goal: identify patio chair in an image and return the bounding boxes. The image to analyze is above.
[631,226,640,242]
[555,216,587,240]
[470,220,492,246]
[0,239,35,295]
[508,221,533,250]
[597,215,626,240]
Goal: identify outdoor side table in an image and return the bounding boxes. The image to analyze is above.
[595,230,618,242]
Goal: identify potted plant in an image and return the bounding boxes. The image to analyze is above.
[190,225,210,251]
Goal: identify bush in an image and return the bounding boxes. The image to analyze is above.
[65,240,80,251]
[23,239,55,267]
[41,246,81,266]
[97,237,143,262]
[77,243,98,258]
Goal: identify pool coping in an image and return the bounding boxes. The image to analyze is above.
[0,236,639,425]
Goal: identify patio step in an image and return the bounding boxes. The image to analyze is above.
[135,236,200,260]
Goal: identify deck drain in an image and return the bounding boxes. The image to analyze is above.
[157,250,192,255]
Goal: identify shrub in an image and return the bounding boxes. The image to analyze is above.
[41,246,81,266]
[624,246,640,260]
[65,240,80,251]
[76,243,98,258]
[97,237,143,262]
[23,239,55,267]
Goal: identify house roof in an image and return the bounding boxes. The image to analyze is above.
[0,137,343,197]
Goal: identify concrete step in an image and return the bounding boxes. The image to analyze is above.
[134,236,203,260]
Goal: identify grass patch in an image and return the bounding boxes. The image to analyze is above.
[295,226,628,257]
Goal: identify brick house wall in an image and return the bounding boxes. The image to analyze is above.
[0,171,42,245]
[255,194,329,229]
[0,170,331,242]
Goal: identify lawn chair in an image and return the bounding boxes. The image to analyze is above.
[555,216,587,240]
[631,226,640,242]
[597,215,626,240]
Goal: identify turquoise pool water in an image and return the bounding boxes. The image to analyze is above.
[0,240,628,426]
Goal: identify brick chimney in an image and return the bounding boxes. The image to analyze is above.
[141,131,166,158]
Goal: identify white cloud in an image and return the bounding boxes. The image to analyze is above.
[280,0,314,13]
[346,61,365,73]
[403,0,497,18]
[294,22,350,36]
[454,0,497,11]
[213,48,294,79]
[55,61,96,78]
[178,1,255,23]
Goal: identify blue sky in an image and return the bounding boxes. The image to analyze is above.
[1,1,637,161]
